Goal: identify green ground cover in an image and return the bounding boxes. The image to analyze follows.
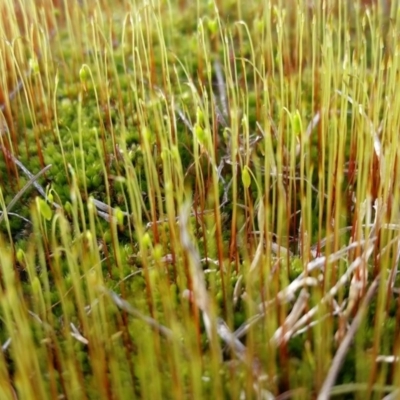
[0,0,400,398]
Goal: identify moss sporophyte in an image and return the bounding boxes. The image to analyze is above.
[0,0,399,399]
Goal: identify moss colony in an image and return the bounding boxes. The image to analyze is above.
[0,0,400,399]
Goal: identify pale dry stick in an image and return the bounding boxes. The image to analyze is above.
[282,259,359,342]
[275,277,319,305]
[179,200,215,342]
[312,222,400,258]
[2,212,30,224]
[201,257,220,267]
[145,208,215,230]
[233,284,314,342]
[233,274,243,307]
[31,306,85,344]
[102,288,174,340]
[382,389,400,400]
[271,242,293,257]
[90,197,129,223]
[213,59,229,127]
[7,308,76,358]
[216,156,232,208]
[2,338,11,351]
[309,226,353,257]
[305,110,321,139]
[0,164,53,224]
[170,74,233,205]
[1,145,61,209]
[217,319,250,387]
[249,199,265,274]
[232,311,265,340]
[274,239,370,306]
[175,102,231,202]
[217,318,272,399]
[381,223,400,231]
[157,61,230,133]
[249,199,294,275]
[216,318,248,364]
[376,355,399,363]
[385,237,400,292]
[293,306,346,338]
[282,248,375,344]
[70,323,89,345]
[317,276,380,400]
[344,199,385,319]
[176,95,234,208]
[256,120,277,141]
[271,289,309,347]
[278,198,381,341]
[175,105,193,133]
[0,78,24,114]
[233,239,370,342]
[106,287,270,392]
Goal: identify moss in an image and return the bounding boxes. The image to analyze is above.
[0,0,398,398]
